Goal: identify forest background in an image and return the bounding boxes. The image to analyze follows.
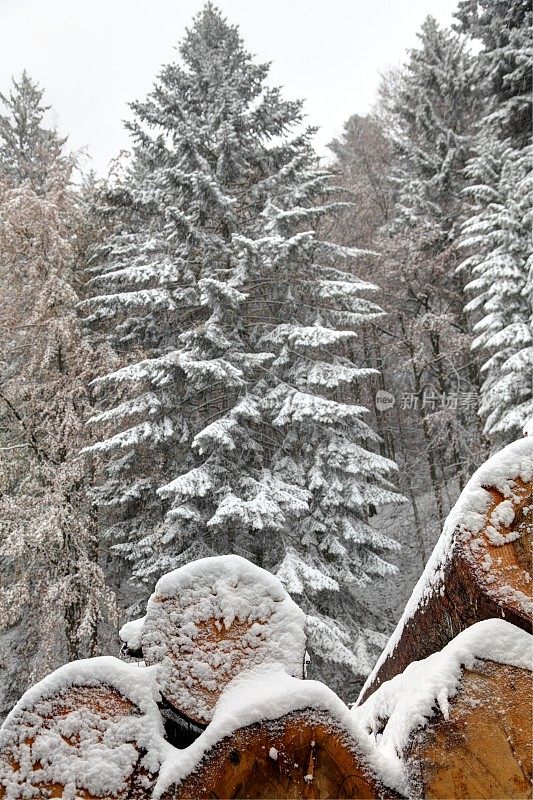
[0,0,530,719]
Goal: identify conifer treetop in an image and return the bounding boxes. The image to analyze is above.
[0,71,68,192]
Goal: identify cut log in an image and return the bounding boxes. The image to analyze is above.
[132,555,307,725]
[157,663,402,799]
[358,436,532,703]
[163,709,400,800]
[355,619,532,800]
[0,658,164,799]
[405,660,532,799]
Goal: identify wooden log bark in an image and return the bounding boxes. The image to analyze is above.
[359,437,532,703]
[404,659,532,799]
[163,709,401,800]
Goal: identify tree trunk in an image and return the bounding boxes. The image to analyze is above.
[394,401,426,566]
[399,316,445,528]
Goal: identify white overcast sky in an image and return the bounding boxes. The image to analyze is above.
[1,0,458,175]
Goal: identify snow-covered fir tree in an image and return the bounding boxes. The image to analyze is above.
[388,16,477,240]
[455,0,532,149]
[456,0,532,444]
[379,17,483,505]
[0,75,115,719]
[0,71,67,193]
[84,3,402,691]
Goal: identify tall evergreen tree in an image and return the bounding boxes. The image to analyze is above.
[84,4,402,691]
[380,17,483,510]
[0,71,67,192]
[456,0,532,444]
[455,0,532,147]
[389,17,477,240]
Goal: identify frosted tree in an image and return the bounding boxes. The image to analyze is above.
[460,142,532,441]
[0,76,115,719]
[456,0,532,444]
[84,3,402,692]
[389,17,477,240]
[379,18,483,511]
[455,0,532,148]
[328,114,393,245]
[0,71,67,192]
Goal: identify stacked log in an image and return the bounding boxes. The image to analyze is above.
[1,434,531,799]
[356,620,532,800]
[0,658,165,799]
[164,708,398,800]
[120,554,307,727]
[153,657,400,799]
[406,660,532,799]
[358,436,532,704]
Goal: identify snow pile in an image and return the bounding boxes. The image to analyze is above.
[485,499,520,545]
[355,619,533,784]
[0,657,169,798]
[358,436,533,700]
[120,614,146,652]
[152,663,397,797]
[139,555,307,723]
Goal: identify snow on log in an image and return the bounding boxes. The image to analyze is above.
[358,436,532,703]
[0,657,167,799]
[154,664,400,799]
[120,555,307,726]
[356,619,533,799]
